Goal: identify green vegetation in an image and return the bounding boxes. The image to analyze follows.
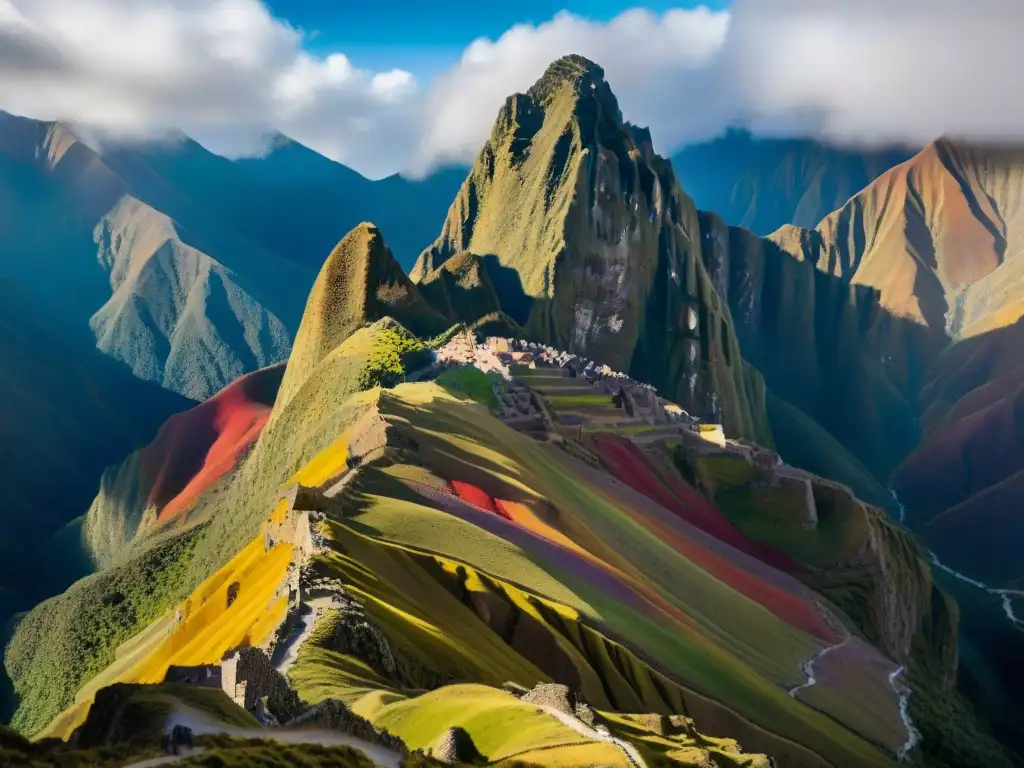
[0,724,157,767]
[411,55,772,444]
[359,326,430,389]
[713,483,867,567]
[74,684,258,749]
[426,324,467,349]
[4,530,204,736]
[693,455,756,494]
[436,366,501,410]
[185,737,377,768]
[766,391,896,513]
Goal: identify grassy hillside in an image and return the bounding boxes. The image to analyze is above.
[681,448,1011,768]
[85,363,285,568]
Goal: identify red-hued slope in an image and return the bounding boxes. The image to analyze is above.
[894,361,1024,585]
[589,434,794,572]
[139,363,286,522]
[448,480,503,516]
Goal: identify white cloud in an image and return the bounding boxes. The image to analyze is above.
[0,0,1021,178]
[411,7,730,174]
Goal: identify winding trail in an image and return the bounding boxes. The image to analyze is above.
[123,750,204,768]
[887,667,921,762]
[131,704,403,768]
[537,706,646,768]
[787,636,851,698]
[273,596,338,676]
[928,550,1024,630]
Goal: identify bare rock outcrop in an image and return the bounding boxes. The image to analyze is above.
[520,683,596,727]
[288,698,408,754]
[430,726,479,765]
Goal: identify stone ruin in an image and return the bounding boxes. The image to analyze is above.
[516,683,597,727]
[163,664,221,688]
[215,644,410,752]
[299,571,399,681]
[220,646,305,724]
[290,698,408,754]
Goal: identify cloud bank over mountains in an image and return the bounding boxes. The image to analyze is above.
[0,0,1019,178]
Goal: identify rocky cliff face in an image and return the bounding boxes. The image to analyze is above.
[696,215,939,481]
[413,56,770,443]
[698,139,1024,489]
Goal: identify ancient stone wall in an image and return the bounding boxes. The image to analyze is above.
[220,646,305,723]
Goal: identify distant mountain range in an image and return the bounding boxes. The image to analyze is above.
[3,54,1024,768]
[0,111,464,401]
[671,129,915,235]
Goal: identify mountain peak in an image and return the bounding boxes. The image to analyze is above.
[528,55,605,98]
[274,222,445,410]
[526,55,620,117]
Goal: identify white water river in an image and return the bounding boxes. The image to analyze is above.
[888,666,921,762]
[889,490,1024,631]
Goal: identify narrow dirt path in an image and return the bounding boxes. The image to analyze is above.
[887,666,921,762]
[122,748,204,768]
[787,637,851,698]
[537,705,647,768]
[273,596,338,676]
[138,704,403,768]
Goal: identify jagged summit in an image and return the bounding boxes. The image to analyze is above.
[412,55,770,441]
[528,55,606,99]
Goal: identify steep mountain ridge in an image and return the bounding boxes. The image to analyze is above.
[414,55,770,443]
[275,222,447,413]
[112,132,465,272]
[0,110,310,400]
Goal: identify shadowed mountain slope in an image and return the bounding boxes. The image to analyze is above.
[0,110,309,400]
[699,139,1024,488]
[84,363,285,569]
[413,55,770,443]
[110,133,465,272]
[0,280,191,622]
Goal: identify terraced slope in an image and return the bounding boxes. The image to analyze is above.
[25,379,903,767]
[0,109,310,400]
[412,55,770,443]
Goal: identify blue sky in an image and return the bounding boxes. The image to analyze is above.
[266,0,731,78]
[1,0,1011,178]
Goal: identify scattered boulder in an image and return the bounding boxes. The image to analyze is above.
[432,726,480,765]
